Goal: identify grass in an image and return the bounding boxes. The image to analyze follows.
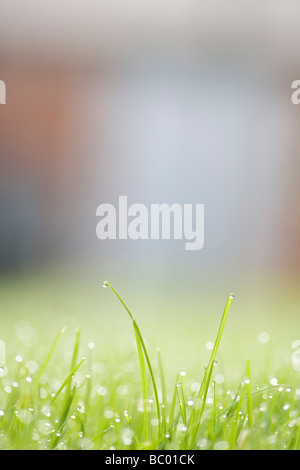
[0,279,299,450]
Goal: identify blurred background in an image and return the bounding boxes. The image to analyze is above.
[0,0,300,367]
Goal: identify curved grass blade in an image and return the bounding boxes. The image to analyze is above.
[157,347,167,434]
[188,293,234,444]
[103,281,161,437]
[51,356,86,404]
[33,326,66,389]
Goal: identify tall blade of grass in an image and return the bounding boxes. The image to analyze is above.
[198,294,234,403]
[103,281,161,437]
[65,327,81,399]
[134,321,149,442]
[103,281,149,441]
[169,375,179,429]
[33,326,66,389]
[157,347,167,434]
[50,383,77,449]
[133,319,161,435]
[176,381,187,425]
[246,359,253,428]
[51,356,86,403]
[189,359,215,445]
[83,346,93,432]
[229,382,246,449]
[70,327,81,373]
[206,381,217,445]
[188,293,234,443]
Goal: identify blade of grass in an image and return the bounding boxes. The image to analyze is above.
[133,319,161,436]
[103,281,161,438]
[169,377,179,431]
[103,281,149,441]
[188,293,234,443]
[229,382,246,449]
[157,347,167,434]
[50,383,77,449]
[134,321,149,442]
[33,326,66,389]
[176,381,187,425]
[51,356,86,404]
[246,359,253,428]
[65,327,81,399]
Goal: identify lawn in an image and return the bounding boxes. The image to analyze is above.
[0,273,299,450]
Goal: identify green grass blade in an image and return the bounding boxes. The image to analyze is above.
[51,356,86,403]
[133,320,161,436]
[246,359,253,428]
[133,321,149,442]
[157,347,167,433]
[176,381,187,425]
[198,294,234,402]
[65,327,81,397]
[188,293,234,442]
[33,326,66,389]
[103,281,162,438]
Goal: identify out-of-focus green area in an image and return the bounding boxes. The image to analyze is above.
[1,270,299,388]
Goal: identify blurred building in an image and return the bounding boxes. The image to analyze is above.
[0,0,300,275]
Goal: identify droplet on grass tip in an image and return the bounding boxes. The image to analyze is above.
[102,281,109,288]
[229,293,235,299]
